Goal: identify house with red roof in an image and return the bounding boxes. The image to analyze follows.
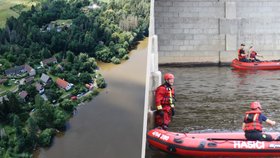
[56,78,72,91]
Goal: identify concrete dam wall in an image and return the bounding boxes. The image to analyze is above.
[155,0,280,65]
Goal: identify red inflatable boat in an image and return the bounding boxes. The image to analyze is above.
[231,59,280,70]
[147,128,280,157]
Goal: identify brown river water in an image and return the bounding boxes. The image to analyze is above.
[146,67,280,158]
[36,38,148,158]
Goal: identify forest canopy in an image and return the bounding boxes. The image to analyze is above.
[0,0,149,69]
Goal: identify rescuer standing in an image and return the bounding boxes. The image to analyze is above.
[155,73,176,130]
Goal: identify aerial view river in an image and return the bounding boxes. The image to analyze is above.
[37,38,148,158]
[146,66,280,158]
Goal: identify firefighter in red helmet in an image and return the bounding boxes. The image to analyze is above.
[155,73,176,130]
[242,101,276,141]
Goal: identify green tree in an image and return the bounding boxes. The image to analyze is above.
[60,100,77,112]
[117,48,127,58]
[25,117,38,150]
[25,85,37,102]
[123,41,129,50]
[95,46,113,62]
[6,54,16,63]
[14,134,26,153]
[88,57,97,69]
[54,52,64,63]
[35,94,44,107]
[78,53,88,63]
[65,72,78,84]
[3,80,9,87]
[53,109,68,130]
[38,128,55,147]
[80,61,93,72]
[40,48,52,59]
[6,93,21,114]
[66,51,75,63]
[45,89,60,103]
[80,72,92,83]
[49,66,57,76]
[0,58,11,73]
[110,56,121,64]
[96,76,106,88]
[11,114,22,135]
[122,54,129,60]
[33,102,55,129]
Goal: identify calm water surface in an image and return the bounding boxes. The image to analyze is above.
[146,67,280,158]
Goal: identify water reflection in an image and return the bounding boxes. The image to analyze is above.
[146,66,280,158]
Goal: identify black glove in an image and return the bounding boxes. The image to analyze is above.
[171,108,175,116]
[158,110,164,117]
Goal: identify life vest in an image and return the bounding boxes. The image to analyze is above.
[243,110,263,132]
[250,51,257,59]
[155,83,175,110]
[238,49,246,60]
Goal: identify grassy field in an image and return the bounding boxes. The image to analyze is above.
[0,0,36,28]
[0,80,18,97]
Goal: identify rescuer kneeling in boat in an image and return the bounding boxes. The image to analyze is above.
[242,101,276,141]
[238,43,249,62]
[249,46,263,62]
[155,73,176,130]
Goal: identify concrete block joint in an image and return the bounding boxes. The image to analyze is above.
[155,0,280,65]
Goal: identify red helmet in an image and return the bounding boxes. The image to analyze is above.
[250,101,262,110]
[164,73,174,80]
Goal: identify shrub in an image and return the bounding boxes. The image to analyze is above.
[122,54,129,60]
[110,57,121,64]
